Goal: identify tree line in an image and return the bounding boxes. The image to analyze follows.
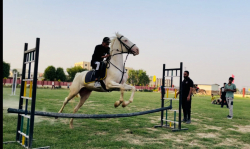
[3,61,150,85]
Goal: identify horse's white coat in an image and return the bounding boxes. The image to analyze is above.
[57,33,139,128]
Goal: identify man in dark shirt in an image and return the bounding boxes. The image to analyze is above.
[91,37,111,87]
[220,83,228,108]
[176,71,194,124]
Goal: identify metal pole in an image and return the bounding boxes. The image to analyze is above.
[160,64,165,126]
[14,73,17,95]
[178,62,183,130]
[28,38,40,148]
[174,111,176,129]
[171,71,173,88]
[28,53,31,79]
[16,43,28,141]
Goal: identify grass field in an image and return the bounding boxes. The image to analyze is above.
[3,87,250,149]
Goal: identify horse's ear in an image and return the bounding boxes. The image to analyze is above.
[116,32,121,37]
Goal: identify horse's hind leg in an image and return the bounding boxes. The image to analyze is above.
[69,88,92,129]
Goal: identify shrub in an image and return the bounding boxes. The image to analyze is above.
[143,89,153,92]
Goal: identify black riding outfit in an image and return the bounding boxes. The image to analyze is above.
[91,45,110,80]
[181,77,194,121]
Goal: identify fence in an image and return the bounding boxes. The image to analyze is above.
[3,78,72,87]
[4,79,153,90]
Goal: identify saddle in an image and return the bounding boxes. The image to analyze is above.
[84,62,107,84]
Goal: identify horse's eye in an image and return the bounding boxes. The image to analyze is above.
[124,40,127,42]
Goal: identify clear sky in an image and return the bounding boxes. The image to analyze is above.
[3,0,250,89]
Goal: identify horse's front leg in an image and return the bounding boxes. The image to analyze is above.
[114,87,124,108]
[121,83,136,107]
[106,81,124,108]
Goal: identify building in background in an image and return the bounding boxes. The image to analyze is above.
[149,76,171,87]
[74,61,92,70]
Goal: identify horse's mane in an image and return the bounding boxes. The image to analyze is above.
[110,32,122,52]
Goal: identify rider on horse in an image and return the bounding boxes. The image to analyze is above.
[91,37,111,87]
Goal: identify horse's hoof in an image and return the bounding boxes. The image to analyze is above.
[114,101,121,108]
[122,103,127,108]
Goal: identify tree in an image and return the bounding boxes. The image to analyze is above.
[66,66,87,82]
[44,66,56,81]
[3,61,10,78]
[127,69,150,86]
[56,67,66,81]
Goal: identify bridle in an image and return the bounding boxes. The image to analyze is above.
[107,36,136,84]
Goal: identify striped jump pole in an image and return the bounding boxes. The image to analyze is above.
[154,62,188,131]
[3,38,50,149]
[11,72,18,95]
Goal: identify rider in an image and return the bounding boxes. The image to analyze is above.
[91,37,111,87]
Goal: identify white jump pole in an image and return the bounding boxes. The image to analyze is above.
[11,72,17,95]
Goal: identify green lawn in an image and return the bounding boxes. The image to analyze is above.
[3,87,250,149]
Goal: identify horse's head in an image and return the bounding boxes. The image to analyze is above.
[110,33,139,56]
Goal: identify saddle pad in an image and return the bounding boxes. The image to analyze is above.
[84,68,107,84]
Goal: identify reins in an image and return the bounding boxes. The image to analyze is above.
[107,36,136,84]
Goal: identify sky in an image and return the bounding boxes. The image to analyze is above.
[3,0,250,89]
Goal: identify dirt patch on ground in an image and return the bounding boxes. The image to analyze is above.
[204,117,213,121]
[85,101,98,103]
[114,120,121,123]
[233,125,250,133]
[149,116,160,124]
[159,134,173,139]
[203,125,222,130]
[115,134,164,145]
[188,140,205,148]
[160,134,188,141]
[123,129,131,133]
[146,127,159,132]
[93,131,107,136]
[197,133,219,138]
[216,138,242,148]
[191,118,200,122]
[243,143,250,149]
[159,134,206,148]
[84,104,103,107]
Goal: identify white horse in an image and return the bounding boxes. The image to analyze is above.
[57,33,139,128]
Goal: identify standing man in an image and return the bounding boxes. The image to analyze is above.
[225,77,236,119]
[220,83,228,108]
[51,81,55,89]
[91,37,111,87]
[176,71,193,124]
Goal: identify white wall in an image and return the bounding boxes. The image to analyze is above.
[211,84,220,91]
